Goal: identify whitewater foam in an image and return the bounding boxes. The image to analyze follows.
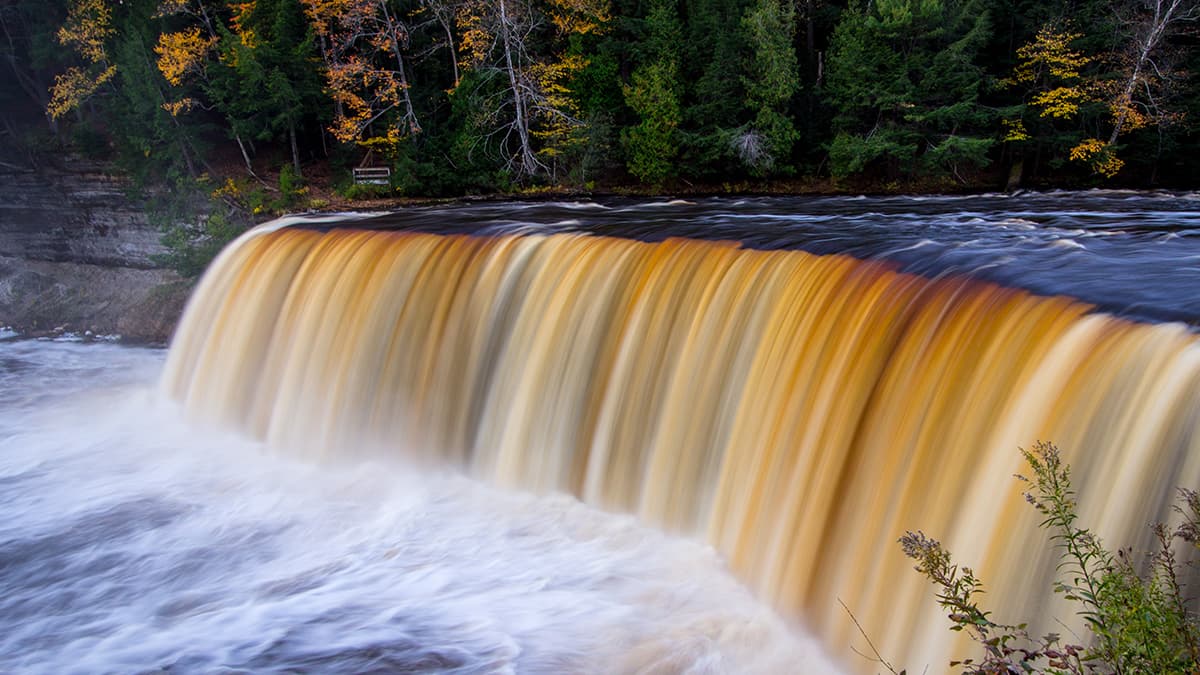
[0,340,842,674]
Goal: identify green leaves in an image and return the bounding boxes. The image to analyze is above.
[825,0,995,181]
[740,0,800,175]
[903,441,1200,674]
[623,59,681,183]
[621,0,682,183]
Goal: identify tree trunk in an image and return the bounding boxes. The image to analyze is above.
[438,12,460,87]
[236,135,254,175]
[290,124,302,177]
[1109,58,1145,145]
[499,0,538,178]
[805,0,815,62]
[1006,158,1024,192]
[1108,0,1189,145]
[379,0,421,134]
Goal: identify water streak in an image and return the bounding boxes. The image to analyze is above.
[165,226,1200,671]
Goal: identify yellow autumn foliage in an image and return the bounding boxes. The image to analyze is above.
[302,0,421,147]
[48,0,115,118]
[1001,119,1030,143]
[155,27,216,87]
[230,2,259,48]
[1070,138,1123,177]
[546,0,610,35]
[1031,86,1088,119]
[57,0,113,64]
[1012,26,1089,85]
[1109,97,1151,133]
[48,65,115,119]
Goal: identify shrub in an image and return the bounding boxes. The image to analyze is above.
[278,164,302,206]
[900,441,1200,674]
[156,208,248,278]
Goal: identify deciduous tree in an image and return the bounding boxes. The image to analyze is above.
[1000,23,1102,179]
[302,0,422,148]
[47,0,115,119]
[455,0,608,180]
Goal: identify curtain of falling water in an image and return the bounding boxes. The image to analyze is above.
[162,227,1200,672]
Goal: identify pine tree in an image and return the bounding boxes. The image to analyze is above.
[825,0,995,182]
[740,0,799,175]
[211,0,325,175]
[622,0,682,183]
[678,0,752,174]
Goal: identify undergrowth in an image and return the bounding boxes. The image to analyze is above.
[894,441,1200,674]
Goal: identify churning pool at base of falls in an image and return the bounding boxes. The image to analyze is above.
[0,338,840,674]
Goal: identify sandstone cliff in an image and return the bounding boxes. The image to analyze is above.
[0,159,190,343]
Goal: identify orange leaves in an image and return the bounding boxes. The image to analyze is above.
[302,0,421,146]
[1108,96,1151,134]
[302,0,369,36]
[162,97,199,116]
[229,2,259,48]
[454,0,491,68]
[324,58,407,143]
[155,27,216,87]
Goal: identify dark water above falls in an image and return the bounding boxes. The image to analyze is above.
[332,191,1200,324]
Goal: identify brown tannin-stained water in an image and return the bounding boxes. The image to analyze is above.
[161,193,1200,672]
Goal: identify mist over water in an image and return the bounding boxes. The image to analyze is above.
[0,339,838,674]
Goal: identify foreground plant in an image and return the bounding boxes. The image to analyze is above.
[900,441,1200,674]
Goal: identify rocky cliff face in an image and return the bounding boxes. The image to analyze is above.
[0,159,190,343]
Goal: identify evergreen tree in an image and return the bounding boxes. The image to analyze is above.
[678,0,752,175]
[0,0,70,134]
[19,0,1200,192]
[825,0,995,181]
[622,0,682,183]
[209,0,325,175]
[740,0,800,175]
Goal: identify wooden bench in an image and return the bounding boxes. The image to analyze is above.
[353,167,391,185]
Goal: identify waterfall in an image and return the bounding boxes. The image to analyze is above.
[163,225,1200,671]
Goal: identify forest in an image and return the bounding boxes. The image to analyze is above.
[2,0,1200,202]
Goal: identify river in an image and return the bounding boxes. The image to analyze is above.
[344,190,1200,324]
[3,191,1199,674]
[0,336,835,673]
